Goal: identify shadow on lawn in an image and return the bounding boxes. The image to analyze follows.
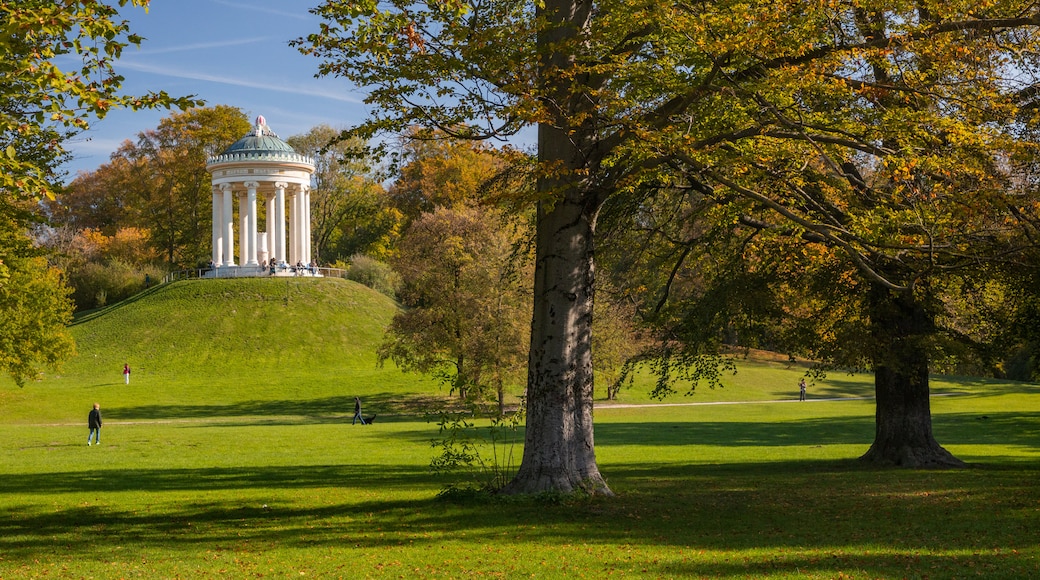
[0,460,1037,578]
[0,463,436,495]
[85,410,1040,466]
[110,391,453,423]
[109,392,1040,454]
[592,410,1040,452]
[806,374,1040,400]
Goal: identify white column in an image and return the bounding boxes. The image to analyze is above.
[275,182,287,263]
[294,186,305,264]
[211,186,222,266]
[244,181,259,266]
[221,183,235,266]
[238,192,248,266]
[257,233,269,266]
[266,194,275,263]
[288,191,298,265]
[296,188,304,264]
[303,185,312,264]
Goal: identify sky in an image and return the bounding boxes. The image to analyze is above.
[62,0,370,179]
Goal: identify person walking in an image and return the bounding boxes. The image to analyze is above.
[799,378,807,402]
[123,363,130,385]
[87,403,102,445]
[352,397,366,425]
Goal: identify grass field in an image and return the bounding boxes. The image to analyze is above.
[1,278,1038,578]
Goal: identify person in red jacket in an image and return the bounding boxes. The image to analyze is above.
[123,363,130,385]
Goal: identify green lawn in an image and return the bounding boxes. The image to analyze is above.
[1,278,1038,578]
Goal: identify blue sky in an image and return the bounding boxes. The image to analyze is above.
[63,0,369,178]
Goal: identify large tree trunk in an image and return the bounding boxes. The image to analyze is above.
[501,0,611,495]
[860,285,965,468]
[502,193,611,495]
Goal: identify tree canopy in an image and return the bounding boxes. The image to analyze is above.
[1,0,199,203]
[380,204,531,410]
[0,213,75,386]
[300,0,1040,492]
[54,106,249,270]
[0,0,199,384]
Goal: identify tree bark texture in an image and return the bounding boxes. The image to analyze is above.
[860,284,965,468]
[502,192,611,495]
[501,0,612,495]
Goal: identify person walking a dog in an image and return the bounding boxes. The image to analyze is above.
[352,397,366,425]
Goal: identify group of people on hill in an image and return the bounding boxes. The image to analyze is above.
[203,260,319,276]
[263,259,318,276]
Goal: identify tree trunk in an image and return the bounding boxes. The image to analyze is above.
[501,0,611,495]
[501,194,611,495]
[860,284,965,468]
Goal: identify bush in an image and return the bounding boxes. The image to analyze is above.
[67,259,166,311]
[430,395,525,494]
[344,254,400,299]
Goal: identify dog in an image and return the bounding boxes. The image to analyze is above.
[362,415,377,424]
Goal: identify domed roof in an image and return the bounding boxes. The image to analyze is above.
[207,115,314,168]
[222,134,298,155]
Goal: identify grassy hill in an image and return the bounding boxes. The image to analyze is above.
[0,277,442,424]
[2,277,1040,578]
[2,275,1028,425]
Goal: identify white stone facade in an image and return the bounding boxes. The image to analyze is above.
[206,116,315,272]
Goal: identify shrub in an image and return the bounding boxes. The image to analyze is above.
[345,254,400,299]
[67,259,165,311]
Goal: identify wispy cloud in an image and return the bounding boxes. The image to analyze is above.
[116,61,365,104]
[212,0,312,21]
[131,37,273,56]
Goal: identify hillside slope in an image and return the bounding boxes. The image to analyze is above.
[2,278,438,423]
[71,277,397,373]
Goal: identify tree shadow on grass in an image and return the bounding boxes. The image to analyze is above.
[0,463,435,495]
[592,411,1040,453]
[110,392,453,423]
[107,393,1040,455]
[793,373,1040,401]
[0,460,1037,578]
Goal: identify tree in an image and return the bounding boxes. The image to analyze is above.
[45,226,163,311]
[286,125,394,263]
[0,0,198,385]
[121,106,250,267]
[0,0,199,204]
[379,205,530,413]
[0,212,76,386]
[298,0,1040,491]
[48,161,133,234]
[592,284,645,401]
[388,132,508,227]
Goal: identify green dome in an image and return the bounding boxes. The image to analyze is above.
[222,134,299,156]
[207,115,314,168]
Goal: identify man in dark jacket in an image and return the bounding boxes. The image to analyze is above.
[352,397,366,425]
[88,403,102,445]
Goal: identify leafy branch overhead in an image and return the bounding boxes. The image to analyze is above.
[297,0,1040,264]
[0,1,199,387]
[0,0,201,202]
[301,0,1040,487]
